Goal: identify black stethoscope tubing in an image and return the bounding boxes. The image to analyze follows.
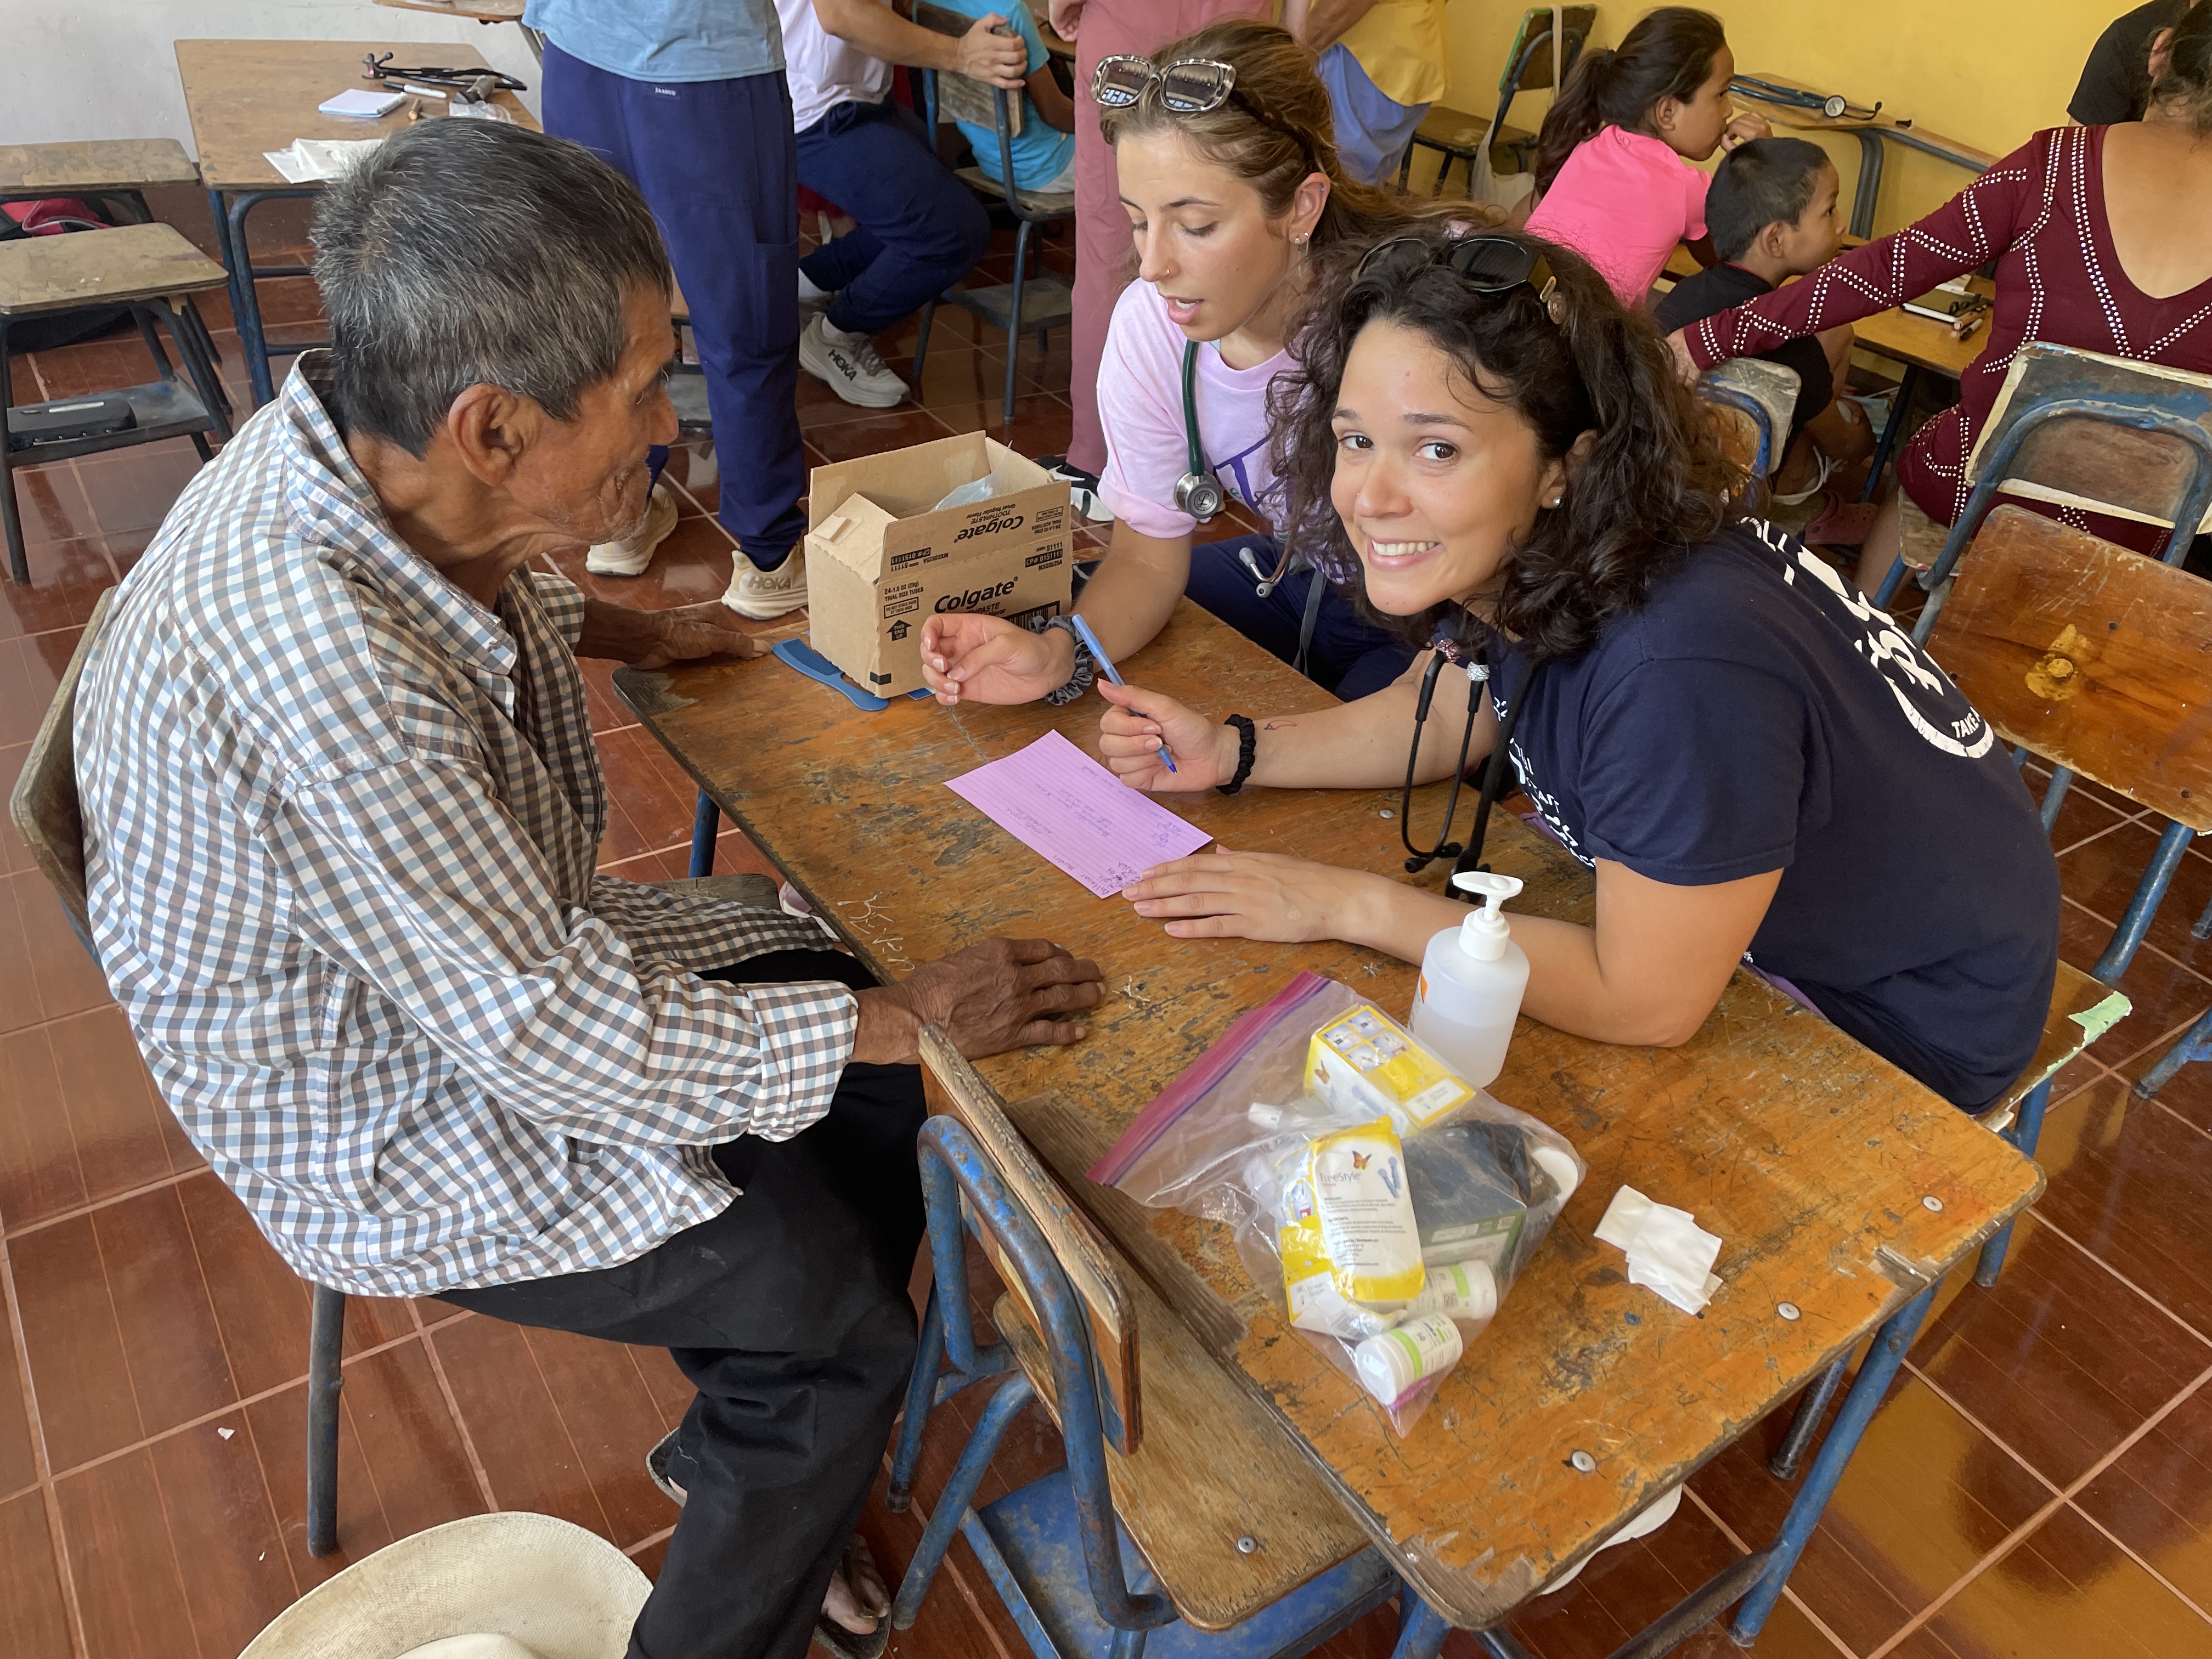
[1401,642,1535,886]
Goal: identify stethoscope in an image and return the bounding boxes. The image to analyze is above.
[1176,337,1330,677]
[1728,75,1885,123]
[1401,635,1537,889]
[1172,339,1227,522]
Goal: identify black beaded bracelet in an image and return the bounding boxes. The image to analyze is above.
[1217,714,1257,794]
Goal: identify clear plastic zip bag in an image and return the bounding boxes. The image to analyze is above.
[1090,973,1583,1434]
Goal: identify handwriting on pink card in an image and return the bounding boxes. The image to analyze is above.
[944,730,1214,898]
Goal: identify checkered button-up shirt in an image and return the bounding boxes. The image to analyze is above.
[75,359,857,1297]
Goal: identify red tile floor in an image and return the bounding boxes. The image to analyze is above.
[8,236,2212,1659]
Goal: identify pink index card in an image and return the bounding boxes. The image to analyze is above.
[944,730,1214,898]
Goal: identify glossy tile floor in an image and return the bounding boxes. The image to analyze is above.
[7,238,2212,1659]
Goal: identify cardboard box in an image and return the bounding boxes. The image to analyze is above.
[805,432,1073,697]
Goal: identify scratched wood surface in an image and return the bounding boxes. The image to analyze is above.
[614,601,2041,1627]
[1979,961,2131,1132]
[1927,506,2212,834]
[0,223,229,316]
[1729,70,1998,171]
[176,40,537,191]
[0,139,199,195]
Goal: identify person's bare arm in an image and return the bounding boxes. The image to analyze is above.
[1028,59,1076,132]
[1125,852,1778,1048]
[1282,0,1380,50]
[1095,654,1491,793]
[574,598,770,667]
[811,0,1028,86]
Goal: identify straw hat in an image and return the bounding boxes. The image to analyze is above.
[239,1513,652,1659]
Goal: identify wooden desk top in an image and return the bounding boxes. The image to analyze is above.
[1658,246,1993,380]
[0,222,229,315]
[614,603,2040,1627]
[374,0,527,20]
[0,139,199,196]
[175,38,538,191]
[1731,70,1997,173]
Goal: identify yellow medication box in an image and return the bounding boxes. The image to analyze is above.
[1307,1004,1475,1135]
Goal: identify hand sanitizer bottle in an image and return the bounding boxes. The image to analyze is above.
[1409,872,1529,1090]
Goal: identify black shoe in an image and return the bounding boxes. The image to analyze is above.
[1037,454,1113,524]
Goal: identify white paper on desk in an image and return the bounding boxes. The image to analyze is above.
[317,88,405,119]
[944,730,1212,899]
[263,139,385,183]
[1598,1184,1723,1314]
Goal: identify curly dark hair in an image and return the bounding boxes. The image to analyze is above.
[1267,228,1739,665]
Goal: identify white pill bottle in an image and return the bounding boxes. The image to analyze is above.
[1408,871,1530,1091]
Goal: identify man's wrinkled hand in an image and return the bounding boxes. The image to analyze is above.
[855,938,1103,1062]
[630,602,770,670]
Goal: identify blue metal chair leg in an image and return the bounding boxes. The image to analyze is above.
[1976,1075,2054,1286]
[2194,888,2212,942]
[887,1282,950,1515]
[2136,1003,2212,1101]
[1395,1591,1455,1659]
[889,1372,1037,1629]
[2093,819,2193,983]
[2038,765,2074,835]
[1870,554,1910,610]
[1729,1283,1937,1644]
[689,789,718,878]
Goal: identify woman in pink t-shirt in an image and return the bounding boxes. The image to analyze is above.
[1522,7,1768,306]
[919,19,1464,708]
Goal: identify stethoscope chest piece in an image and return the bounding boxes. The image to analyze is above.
[1176,338,1226,523]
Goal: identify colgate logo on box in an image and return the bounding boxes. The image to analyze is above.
[953,511,1024,543]
[934,580,1018,613]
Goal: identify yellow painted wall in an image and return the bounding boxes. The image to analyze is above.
[1431,1,2121,234]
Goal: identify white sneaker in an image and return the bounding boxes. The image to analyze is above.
[797,272,831,325]
[799,314,908,408]
[1038,454,1113,524]
[585,483,680,576]
[722,545,808,620]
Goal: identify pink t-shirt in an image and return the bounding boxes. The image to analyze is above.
[1096,278,1289,541]
[1525,125,1710,306]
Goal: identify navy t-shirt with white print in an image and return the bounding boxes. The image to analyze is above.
[1488,519,2058,1110]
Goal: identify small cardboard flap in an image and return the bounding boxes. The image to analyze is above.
[805,493,899,579]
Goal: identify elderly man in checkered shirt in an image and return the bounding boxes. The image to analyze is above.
[72,121,1103,1659]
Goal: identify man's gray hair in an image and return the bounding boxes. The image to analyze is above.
[312,120,671,455]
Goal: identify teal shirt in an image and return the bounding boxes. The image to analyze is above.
[932,0,1074,191]
[526,0,784,82]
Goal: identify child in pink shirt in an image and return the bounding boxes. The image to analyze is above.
[1523,7,1768,305]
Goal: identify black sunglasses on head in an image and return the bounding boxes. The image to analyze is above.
[1356,235,1561,320]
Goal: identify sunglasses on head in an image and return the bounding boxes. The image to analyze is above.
[1356,235,1562,320]
[1092,54,1318,172]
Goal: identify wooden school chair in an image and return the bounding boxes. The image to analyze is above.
[7,585,781,1559]
[889,1030,1449,1659]
[1697,358,1801,488]
[911,3,1077,426]
[1400,7,1595,196]
[1876,346,2212,634]
[1925,503,2210,1123]
[0,222,233,585]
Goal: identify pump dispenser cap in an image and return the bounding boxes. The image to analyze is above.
[1449,871,1524,962]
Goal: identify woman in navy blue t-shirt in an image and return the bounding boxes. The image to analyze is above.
[1094,228,2058,1110]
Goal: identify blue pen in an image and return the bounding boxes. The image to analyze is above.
[1069,613,1177,774]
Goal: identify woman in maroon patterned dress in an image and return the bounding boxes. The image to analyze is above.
[1674,4,2212,591]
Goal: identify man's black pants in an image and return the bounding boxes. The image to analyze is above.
[442,950,926,1659]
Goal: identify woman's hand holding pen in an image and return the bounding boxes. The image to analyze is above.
[1095,681,1230,792]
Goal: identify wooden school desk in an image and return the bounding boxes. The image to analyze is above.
[611,603,2039,1649]
[174,38,538,407]
[1729,70,1996,239]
